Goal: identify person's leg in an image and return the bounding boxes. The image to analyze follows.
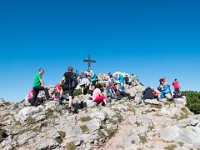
[68,88,74,109]
[32,87,40,106]
[44,88,50,100]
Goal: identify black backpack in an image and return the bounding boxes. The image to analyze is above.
[69,74,78,89]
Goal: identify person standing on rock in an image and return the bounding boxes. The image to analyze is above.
[31,68,50,106]
[119,73,125,85]
[172,79,181,98]
[60,66,77,113]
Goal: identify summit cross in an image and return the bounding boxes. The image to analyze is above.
[83,55,96,71]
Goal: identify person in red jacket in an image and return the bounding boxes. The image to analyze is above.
[172,79,181,97]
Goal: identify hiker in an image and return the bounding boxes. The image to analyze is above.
[125,75,131,85]
[158,77,167,91]
[60,66,78,113]
[116,84,134,100]
[30,68,50,106]
[89,70,98,90]
[106,83,117,99]
[172,79,181,98]
[50,83,63,104]
[108,74,115,84]
[89,84,107,106]
[160,84,172,99]
[80,74,90,95]
[27,90,45,106]
[119,73,125,84]
[143,87,159,100]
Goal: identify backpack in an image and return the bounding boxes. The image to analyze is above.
[69,74,78,89]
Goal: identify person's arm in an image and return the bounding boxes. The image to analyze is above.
[97,89,103,96]
[60,76,65,85]
[39,78,45,86]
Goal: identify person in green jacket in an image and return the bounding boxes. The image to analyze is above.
[30,68,50,106]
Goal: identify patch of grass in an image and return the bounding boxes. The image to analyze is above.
[148,122,155,131]
[181,107,189,119]
[98,130,106,139]
[13,117,21,126]
[138,134,147,144]
[164,144,177,150]
[79,116,92,122]
[150,104,162,109]
[115,112,124,123]
[46,109,54,119]
[66,141,76,150]
[178,142,184,147]
[18,128,30,135]
[108,118,118,124]
[80,125,89,133]
[26,117,36,125]
[57,131,66,138]
[172,114,179,120]
[112,108,120,113]
[135,121,142,127]
[105,128,115,138]
[164,101,174,106]
[55,131,66,144]
[128,104,136,113]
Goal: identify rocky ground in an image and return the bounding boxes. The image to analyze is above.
[0,80,200,150]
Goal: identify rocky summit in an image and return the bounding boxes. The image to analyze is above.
[0,73,200,150]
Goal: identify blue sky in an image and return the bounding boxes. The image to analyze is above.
[0,0,199,101]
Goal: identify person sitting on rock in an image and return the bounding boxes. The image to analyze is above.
[106,83,117,99]
[108,74,115,84]
[80,74,91,95]
[172,79,181,98]
[89,84,107,106]
[30,68,50,107]
[50,83,63,104]
[160,84,172,99]
[27,90,45,106]
[89,70,98,90]
[117,84,134,100]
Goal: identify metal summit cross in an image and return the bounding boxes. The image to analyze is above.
[83,55,96,71]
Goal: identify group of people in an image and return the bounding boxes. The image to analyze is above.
[143,77,181,100]
[28,66,78,113]
[27,66,181,113]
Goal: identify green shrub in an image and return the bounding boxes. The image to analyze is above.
[182,91,200,114]
[138,134,147,144]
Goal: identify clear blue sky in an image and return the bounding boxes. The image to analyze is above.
[0,0,199,101]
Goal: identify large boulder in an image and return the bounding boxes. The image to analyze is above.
[15,106,45,122]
